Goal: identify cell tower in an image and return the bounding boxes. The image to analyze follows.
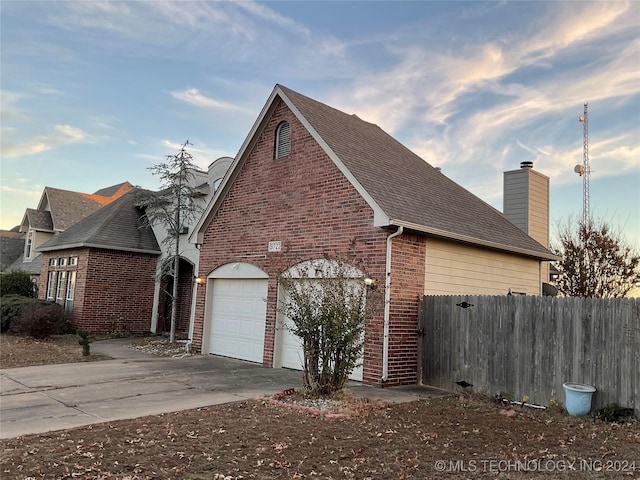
[574,102,590,225]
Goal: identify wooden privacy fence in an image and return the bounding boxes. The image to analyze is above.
[419,295,640,414]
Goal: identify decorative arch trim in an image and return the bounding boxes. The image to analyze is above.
[210,262,268,279]
[282,259,364,279]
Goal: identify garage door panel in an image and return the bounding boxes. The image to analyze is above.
[209,279,267,363]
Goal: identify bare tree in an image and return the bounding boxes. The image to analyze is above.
[136,141,203,342]
[552,216,640,298]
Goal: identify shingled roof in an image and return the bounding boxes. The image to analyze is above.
[37,190,160,255]
[92,181,134,199]
[196,84,556,260]
[20,182,134,234]
[1,230,25,272]
[24,209,54,231]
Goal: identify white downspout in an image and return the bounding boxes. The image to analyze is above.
[382,225,403,385]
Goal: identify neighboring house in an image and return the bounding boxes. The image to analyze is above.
[8,182,134,279]
[190,84,559,387]
[36,190,161,333]
[0,228,25,273]
[148,157,233,339]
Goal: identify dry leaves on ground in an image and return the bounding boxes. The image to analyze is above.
[2,394,638,479]
[0,334,111,369]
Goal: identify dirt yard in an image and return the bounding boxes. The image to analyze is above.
[0,334,112,368]
[1,335,638,479]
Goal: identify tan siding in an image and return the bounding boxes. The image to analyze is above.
[528,171,549,248]
[424,237,541,295]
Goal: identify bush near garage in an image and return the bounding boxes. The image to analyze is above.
[0,295,71,338]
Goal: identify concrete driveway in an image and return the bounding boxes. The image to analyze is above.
[0,338,450,439]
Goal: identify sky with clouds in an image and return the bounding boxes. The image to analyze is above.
[1,1,638,246]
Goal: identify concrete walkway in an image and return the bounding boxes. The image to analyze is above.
[0,338,450,439]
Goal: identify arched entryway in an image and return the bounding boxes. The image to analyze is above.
[157,257,195,338]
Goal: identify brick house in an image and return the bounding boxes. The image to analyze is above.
[8,182,133,280]
[37,190,160,333]
[191,84,557,386]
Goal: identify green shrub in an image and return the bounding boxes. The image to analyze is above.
[0,295,45,332]
[10,302,71,339]
[78,329,91,356]
[278,258,381,396]
[0,270,37,297]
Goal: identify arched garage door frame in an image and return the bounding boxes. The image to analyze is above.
[274,259,365,381]
[202,262,269,363]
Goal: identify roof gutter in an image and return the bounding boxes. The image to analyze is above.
[382,225,403,385]
[390,220,560,261]
[37,242,161,256]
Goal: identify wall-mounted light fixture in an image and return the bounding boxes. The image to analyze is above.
[364,277,377,289]
[194,276,207,285]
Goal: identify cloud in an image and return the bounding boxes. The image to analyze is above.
[0,184,42,200]
[1,124,93,158]
[158,139,232,171]
[330,2,638,187]
[0,90,25,122]
[170,89,251,114]
[234,1,310,36]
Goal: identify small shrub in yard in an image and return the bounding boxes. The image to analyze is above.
[77,329,91,356]
[10,303,71,339]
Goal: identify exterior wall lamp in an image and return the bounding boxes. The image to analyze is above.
[194,276,207,285]
[364,277,377,289]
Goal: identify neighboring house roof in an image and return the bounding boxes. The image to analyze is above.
[195,84,557,261]
[24,209,54,231]
[25,182,135,232]
[92,181,133,198]
[37,190,161,255]
[0,230,25,272]
[7,253,43,275]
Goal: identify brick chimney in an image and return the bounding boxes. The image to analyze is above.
[503,161,550,281]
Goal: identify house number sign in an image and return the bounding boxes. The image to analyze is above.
[268,241,282,252]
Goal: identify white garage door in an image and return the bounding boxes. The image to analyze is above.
[208,278,268,363]
[279,285,363,382]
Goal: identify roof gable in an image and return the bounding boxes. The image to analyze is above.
[37,190,160,255]
[195,84,555,260]
[22,208,54,231]
[31,182,134,232]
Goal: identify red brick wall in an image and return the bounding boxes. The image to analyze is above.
[156,258,194,336]
[40,248,158,333]
[194,98,426,385]
[385,232,426,386]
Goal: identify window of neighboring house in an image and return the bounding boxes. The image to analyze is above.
[49,258,57,267]
[65,271,76,313]
[58,257,67,267]
[55,271,66,305]
[275,121,291,158]
[46,271,56,301]
[68,256,78,266]
[25,231,34,259]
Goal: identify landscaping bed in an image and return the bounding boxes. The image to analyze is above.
[1,335,638,479]
[1,393,638,479]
